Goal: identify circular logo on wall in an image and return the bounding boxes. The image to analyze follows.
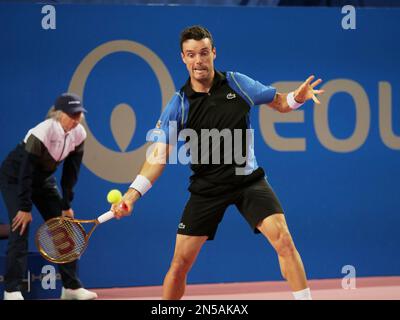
[68,40,175,183]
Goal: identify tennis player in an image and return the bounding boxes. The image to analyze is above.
[113,25,324,300]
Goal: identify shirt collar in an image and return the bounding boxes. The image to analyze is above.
[183,70,226,98]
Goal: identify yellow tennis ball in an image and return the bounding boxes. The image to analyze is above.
[107,189,122,204]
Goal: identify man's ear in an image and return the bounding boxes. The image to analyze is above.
[213,47,217,60]
[181,52,186,64]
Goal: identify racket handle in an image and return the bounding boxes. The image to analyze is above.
[97,211,115,224]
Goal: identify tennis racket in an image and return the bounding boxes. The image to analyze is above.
[35,210,116,264]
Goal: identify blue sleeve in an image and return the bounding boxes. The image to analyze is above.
[146,93,182,145]
[227,71,276,106]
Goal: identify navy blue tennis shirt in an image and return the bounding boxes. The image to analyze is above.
[150,70,276,196]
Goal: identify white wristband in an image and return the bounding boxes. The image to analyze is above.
[129,175,152,196]
[287,92,304,110]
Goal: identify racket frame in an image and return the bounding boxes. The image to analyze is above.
[35,216,100,264]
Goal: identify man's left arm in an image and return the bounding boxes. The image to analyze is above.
[268,75,324,113]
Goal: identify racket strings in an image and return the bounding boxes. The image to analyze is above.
[37,218,87,263]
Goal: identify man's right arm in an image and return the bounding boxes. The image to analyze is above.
[113,142,172,218]
[114,92,183,218]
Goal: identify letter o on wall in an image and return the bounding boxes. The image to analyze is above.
[314,79,370,152]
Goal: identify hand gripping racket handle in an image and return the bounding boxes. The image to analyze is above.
[97,203,129,224]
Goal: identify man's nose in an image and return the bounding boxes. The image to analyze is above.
[195,54,202,63]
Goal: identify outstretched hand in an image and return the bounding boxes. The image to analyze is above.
[294,75,324,104]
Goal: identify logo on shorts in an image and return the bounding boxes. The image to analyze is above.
[178,223,186,229]
[226,93,236,100]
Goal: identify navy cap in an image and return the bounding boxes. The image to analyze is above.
[54,93,87,115]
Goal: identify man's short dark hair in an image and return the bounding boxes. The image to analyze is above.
[180,25,214,52]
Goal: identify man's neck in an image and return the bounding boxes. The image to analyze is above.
[190,70,215,93]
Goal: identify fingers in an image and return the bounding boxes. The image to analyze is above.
[110,203,121,216]
[304,75,315,86]
[312,89,324,104]
[12,212,24,232]
[19,221,28,236]
[111,201,132,220]
[112,204,123,220]
[12,216,22,232]
[312,94,321,104]
[62,209,74,218]
[311,78,323,88]
[12,212,32,235]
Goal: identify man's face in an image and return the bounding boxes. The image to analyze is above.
[181,38,216,82]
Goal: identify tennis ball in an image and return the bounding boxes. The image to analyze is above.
[107,189,122,204]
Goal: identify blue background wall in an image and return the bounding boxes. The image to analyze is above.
[0,4,399,288]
